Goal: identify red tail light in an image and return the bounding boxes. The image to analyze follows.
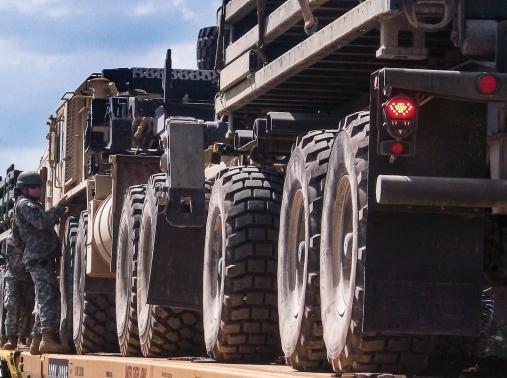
[391,142,404,154]
[385,96,417,120]
[476,74,499,95]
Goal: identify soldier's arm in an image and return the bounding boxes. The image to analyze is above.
[5,242,25,277]
[17,201,66,230]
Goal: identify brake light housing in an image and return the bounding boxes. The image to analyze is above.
[385,97,416,120]
[382,94,419,139]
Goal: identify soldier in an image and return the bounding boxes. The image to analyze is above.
[13,171,70,354]
[0,232,35,350]
[0,264,9,347]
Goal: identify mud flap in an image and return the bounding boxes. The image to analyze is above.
[147,211,206,311]
[363,211,483,336]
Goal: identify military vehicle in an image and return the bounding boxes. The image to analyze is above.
[1,1,507,376]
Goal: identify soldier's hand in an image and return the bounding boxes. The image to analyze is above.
[58,195,71,207]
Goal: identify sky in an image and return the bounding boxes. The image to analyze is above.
[0,0,220,175]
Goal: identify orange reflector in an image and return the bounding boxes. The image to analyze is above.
[391,142,404,154]
[385,96,416,120]
[477,74,499,95]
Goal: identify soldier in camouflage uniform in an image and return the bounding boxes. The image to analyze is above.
[13,171,70,355]
[0,232,35,349]
[0,266,9,347]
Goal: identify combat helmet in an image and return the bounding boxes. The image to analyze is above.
[16,171,42,188]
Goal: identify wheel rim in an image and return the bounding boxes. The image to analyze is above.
[332,175,354,316]
[210,214,224,320]
[116,220,130,334]
[138,217,152,335]
[287,189,306,318]
[77,246,85,341]
[73,215,86,349]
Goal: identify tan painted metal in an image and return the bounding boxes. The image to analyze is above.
[90,78,117,99]
[20,352,42,378]
[20,353,337,378]
[92,194,113,265]
[87,197,113,278]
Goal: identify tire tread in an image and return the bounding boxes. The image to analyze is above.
[207,167,282,361]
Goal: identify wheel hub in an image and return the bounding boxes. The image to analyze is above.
[288,190,306,318]
[333,176,354,317]
[211,215,223,319]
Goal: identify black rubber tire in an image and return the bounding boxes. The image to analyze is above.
[320,112,433,375]
[197,26,218,70]
[116,185,146,356]
[432,334,489,361]
[73,211,119,354]
[137,173,205,357]
[203,166,283,361]
[278,130,337,371]
[60,216,79,352]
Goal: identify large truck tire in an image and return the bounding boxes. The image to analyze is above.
[320,112,432,375]
[197,26,218,70]
[278,130,337,371]
[203,166,283,361]
[73,211,119,354]
[137,174,205,357]
[432,335,489,361]
[60,216,79,352]
[116,185,146,356]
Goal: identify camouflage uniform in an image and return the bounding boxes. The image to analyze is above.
[14,195,66,335]
[0,234,35,338]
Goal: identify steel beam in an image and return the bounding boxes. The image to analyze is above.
[225,0,257,24]
[225,0,329,65]
[216,0,398,114]
[220,50,257,91]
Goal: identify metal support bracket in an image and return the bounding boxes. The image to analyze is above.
[164,117,206,227]
[377,14,429,60]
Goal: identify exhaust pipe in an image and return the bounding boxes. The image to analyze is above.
[376,175,507,208]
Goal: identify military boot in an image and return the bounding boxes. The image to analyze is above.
[18,335,29,348]
[39,332,69,354]
[2,336,18,350]
[29,335,42,355]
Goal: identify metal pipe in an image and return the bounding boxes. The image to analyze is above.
[297,0,317,34]
[376,175,507,208]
